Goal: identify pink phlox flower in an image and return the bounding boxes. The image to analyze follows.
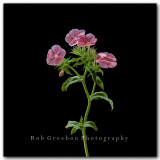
[95,52,117,68]
[46,45,66,66]
[77,33,97,47]
[65,29,85,46]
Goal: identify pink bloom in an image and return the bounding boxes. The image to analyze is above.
[95,52,117,68]
[46,45,66,66]
[65,29,85,46]
[77,33,97,47]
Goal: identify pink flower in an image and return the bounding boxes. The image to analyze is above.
[95,52,117,68]
[46,45,66,66]
[77,33,97,47]
[65,29,85,46]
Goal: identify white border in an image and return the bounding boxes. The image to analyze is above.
[0,1,159,160]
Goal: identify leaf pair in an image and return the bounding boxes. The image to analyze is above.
[65,121,82,135]
[65,117,98,135]
[91,91,114,110]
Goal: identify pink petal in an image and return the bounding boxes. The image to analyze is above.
[51,45,61,54]
[46,57,55,65]
[107,61,117,68]
[91,38,97,45]
[47,49,55,58]
[86,33,95,41]
[69,39,78,46]
[77,36,88,46]
[77,42,84,47]
[54,57,63,65]
[70,29,79,36]
[65,33,73,43]
[97,52,109,59]
[78,30,85,37]
[107,53,117,62]
[101,52,109,57]
[97,60,109,68]
[58,49,66,58]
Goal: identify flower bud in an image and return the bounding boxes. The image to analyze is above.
[59,69,64,77]
[93,67,96,70]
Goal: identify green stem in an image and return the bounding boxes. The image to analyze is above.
[69,63,94,157]
[82,65,90,99]
[82,80,90,99]
[82,99,91,157]
[91,82,96,97]
[68,65,80,77]
[81,63,91,157]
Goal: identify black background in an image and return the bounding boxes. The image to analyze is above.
[4,4,157,157]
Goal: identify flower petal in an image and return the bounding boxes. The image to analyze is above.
[46,57,55,65]
[51,45,61,54]
[65,33,73,43]
[91,38,97,45]
[69,39,78,46]
[78,30,85,37]
[54,57,63,65]
[97,52,109,59]
[47,49,55,58]
[58,48,66,58]
[86,33,95,41]
[107,61,117,68]
[70,29,79,36]
[97,60,109,68]
[107,53,117,62]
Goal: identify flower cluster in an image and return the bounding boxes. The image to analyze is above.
[46,28,117,74]
[65,29,97,47]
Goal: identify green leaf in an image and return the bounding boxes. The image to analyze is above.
[97,69,104,76]
[65,121,79,129]
[90,68,97,82]
[96,76,104,90]
[65,120,82,135]
[83,121,98,131]
[91,91,114,110]
[64,67,72,75]
[73,61,84,67]
[71,126,80,135]
[79,116,83,123]
[70,47,81,56]
[69,58,80,63]
[62,76,82,91]
[81,47,86,54]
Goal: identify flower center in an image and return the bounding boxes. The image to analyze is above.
[55,54,58,58]
[104,58,108,61]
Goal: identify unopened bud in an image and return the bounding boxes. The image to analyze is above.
[59,69,64,77]
[93,67,96,70]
